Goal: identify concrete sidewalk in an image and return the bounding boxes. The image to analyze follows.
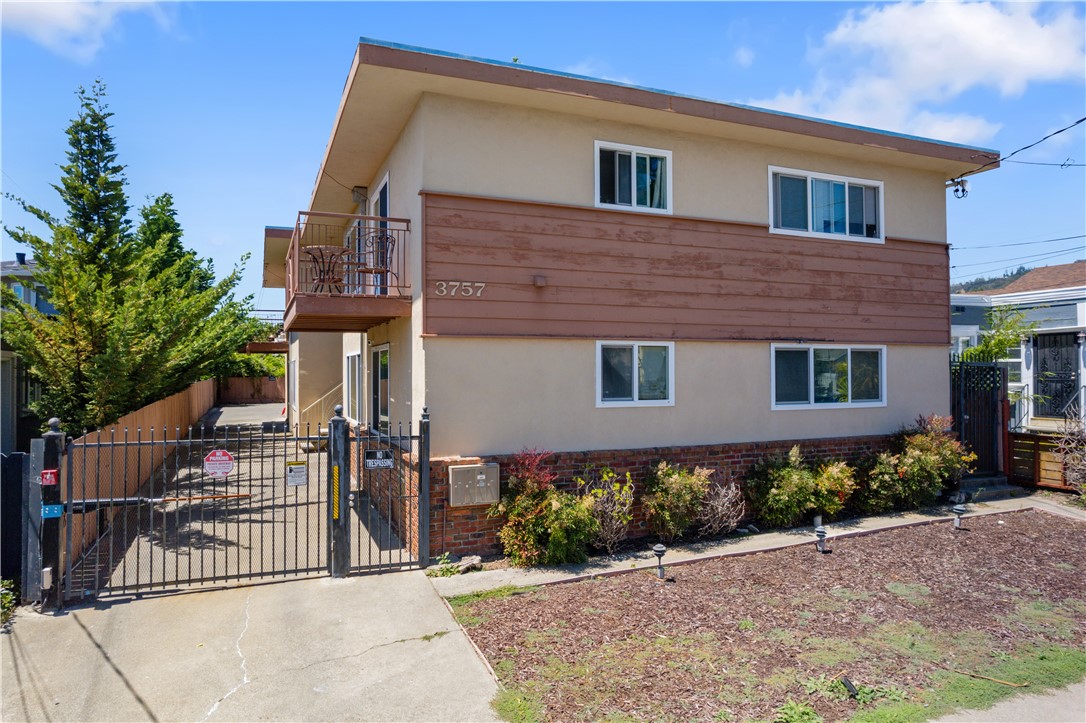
[2,571,497,722]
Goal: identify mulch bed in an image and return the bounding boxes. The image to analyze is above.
[457,510,1086,722]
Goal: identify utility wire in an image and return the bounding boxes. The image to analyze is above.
[1005,159,1084,168]
[953,233,1086,250]
[321,169,355,192]
[950,250,1085,281]
[951,116,1086,182]
[950,247,1084,276]
[951,244,1085,269]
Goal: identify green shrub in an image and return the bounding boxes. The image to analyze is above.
[746,446,855,528]
[1,579,16,624]
[489,449,598,567]
[855,415,976,513]
[644,461,712,541]
[576,466,635,554]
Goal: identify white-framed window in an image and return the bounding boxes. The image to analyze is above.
[768,166,883,243]
[596,341,675,407]
[771,344,886,409]
[595,141,672,214]
[345,352,362,422]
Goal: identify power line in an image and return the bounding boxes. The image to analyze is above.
[960,235,1086,251]
[955,246,1081,276]
[950,116,1086,182]
[950,248,1085,280]
[1005,159,1084,168]
[950,244,1085,270]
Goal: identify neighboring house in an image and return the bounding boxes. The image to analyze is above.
[952,260,1086,430]
[263,39,999,556]
[1,253,55,454]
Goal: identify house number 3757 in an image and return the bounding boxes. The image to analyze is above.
[434,281,486,297]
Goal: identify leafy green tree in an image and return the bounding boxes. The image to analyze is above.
[135,192,214,290]
[961,307,1037,361]
[2,82,263,432]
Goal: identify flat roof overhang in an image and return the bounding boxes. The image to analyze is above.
[309,38,1001,215]
[262,226,293,288]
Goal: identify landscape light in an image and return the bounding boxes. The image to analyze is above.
[815,525,827,554]
[652,543,666,579]
[952,504,967,530]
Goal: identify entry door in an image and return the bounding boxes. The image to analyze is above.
[1034,333,1079,417]
[371,345,390,434]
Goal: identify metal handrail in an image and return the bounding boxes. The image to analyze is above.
[1058,384,1086,418]
[1008,383,1030,431]
[299,383,343,430]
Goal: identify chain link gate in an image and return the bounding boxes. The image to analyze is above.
[18,407,430,606]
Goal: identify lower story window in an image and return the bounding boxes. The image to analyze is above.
[772,345,885,408]
[597,341,674,407]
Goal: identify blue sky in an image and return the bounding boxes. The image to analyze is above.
[3,1,1084,308]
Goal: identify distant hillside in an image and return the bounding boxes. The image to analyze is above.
[951,266,1029,293]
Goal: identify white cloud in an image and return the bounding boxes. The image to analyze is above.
[734,46,754,69]
[562,58,636,86]
[749,2,1085,145]
[2,1,171,63]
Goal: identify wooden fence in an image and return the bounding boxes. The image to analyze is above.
[1008,431,1073,491]
[217,376,284,404]
[63,379,217,565]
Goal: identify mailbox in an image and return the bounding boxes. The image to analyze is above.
[448,463,500,507]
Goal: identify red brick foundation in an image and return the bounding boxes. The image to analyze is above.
[427,434,893,559]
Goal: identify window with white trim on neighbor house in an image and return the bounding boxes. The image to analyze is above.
[770,166,882,242]
[596,141,672,213]
[772,345,885,408]
[597,341,674,407]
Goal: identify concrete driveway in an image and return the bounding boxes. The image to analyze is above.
[2,571,498,722]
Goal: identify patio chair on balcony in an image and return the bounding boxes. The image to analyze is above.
[345,231,397,294]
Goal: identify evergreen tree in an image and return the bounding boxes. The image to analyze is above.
[2,83,263,432]
[136,192,214,290]
[53,81,133,271]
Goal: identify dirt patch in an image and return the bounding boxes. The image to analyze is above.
[455,510,1086,721]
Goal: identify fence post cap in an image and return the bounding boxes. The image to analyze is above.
[47,418,61,433]
[332,405,344,419]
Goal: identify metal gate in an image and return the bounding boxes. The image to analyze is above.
[1034,333,1080,417]
[17,407,431,605]
[950,358,1007,476]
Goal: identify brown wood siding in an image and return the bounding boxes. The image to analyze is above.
[422,193,950,344]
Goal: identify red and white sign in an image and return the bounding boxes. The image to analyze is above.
[41,469,59,486]
[203,450,234,478]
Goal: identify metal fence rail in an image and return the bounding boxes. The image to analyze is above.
[64,424,330,600]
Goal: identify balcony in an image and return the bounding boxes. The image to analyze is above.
[284,211,411,332]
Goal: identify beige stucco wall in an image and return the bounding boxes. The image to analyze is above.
[292,332,344,430]
[415,93,948,243]
[423,338,949,458]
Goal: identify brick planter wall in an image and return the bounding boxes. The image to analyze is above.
[427,434,893,559]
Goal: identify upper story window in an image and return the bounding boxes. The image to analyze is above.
[595,141,672,214]
[772,344,886,409]
[596,341,675,407]
[769,166,883,243]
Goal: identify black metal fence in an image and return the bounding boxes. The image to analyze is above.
[16,408,430,606]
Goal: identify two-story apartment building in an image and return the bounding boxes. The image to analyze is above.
[263,39,999,556]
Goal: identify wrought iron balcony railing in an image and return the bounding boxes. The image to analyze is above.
[286,211,410,301]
